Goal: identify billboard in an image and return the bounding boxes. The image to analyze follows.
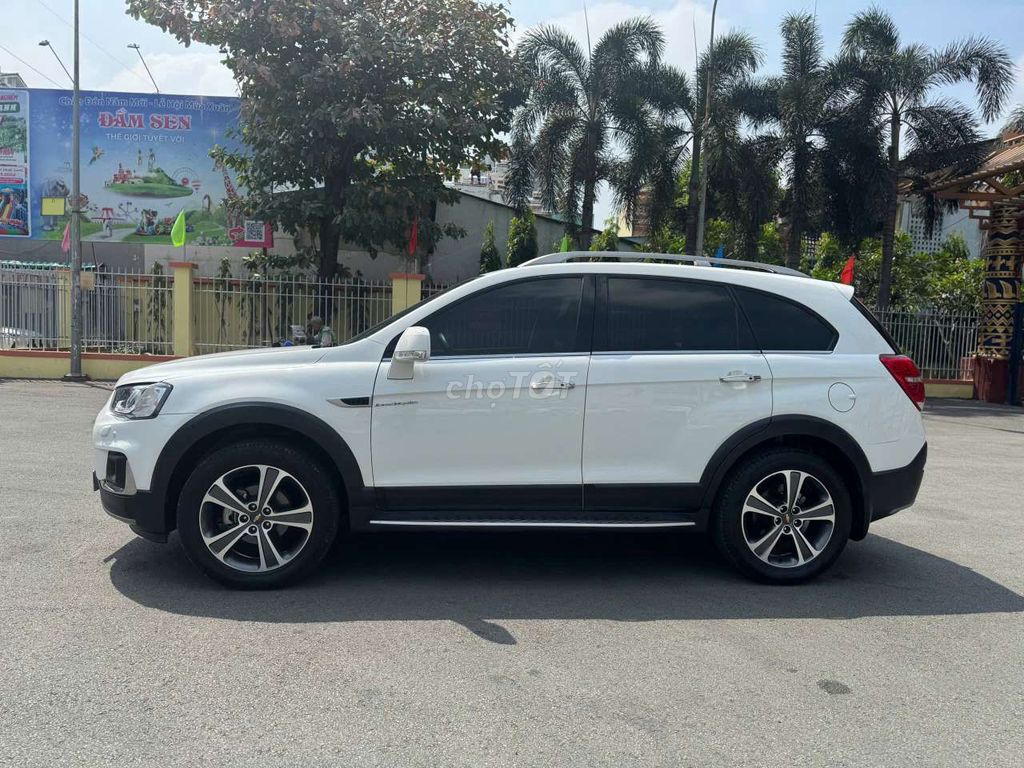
[0,90,30,237]
[0,88,270,247]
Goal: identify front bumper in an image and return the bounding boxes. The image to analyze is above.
[94,472,168,543]
[868,444,927,523]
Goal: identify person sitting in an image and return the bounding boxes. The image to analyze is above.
[306,315,335,347]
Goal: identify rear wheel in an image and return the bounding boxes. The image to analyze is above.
[712,448,852,583]
[176,440,340,589]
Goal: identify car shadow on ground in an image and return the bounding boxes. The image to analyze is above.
[106,529,1024,644]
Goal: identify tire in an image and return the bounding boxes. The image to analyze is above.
[176,439,341,589]
[711,448,852,584]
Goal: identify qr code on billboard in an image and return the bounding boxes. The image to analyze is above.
[243,220,265,242]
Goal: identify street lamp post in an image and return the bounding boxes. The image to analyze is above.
[38,40,73,85]
[127,43,160,93]
[693,0,719,260]
[64,0,86,381]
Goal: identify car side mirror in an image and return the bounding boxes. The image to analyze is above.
[388,326,431,380]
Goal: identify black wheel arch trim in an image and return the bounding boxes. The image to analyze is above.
[699,415,875,539]
[148,402,369,535]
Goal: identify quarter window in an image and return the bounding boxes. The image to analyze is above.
[420,277,586,356]
[733,287,837,351]
[599,277,755,352]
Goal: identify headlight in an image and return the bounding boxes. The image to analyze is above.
[110,382,172,419]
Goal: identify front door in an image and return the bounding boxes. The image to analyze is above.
[371,275,593,515]
[582,276,773,512]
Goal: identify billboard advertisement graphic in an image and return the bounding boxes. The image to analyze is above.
[0,88,270,247]
[0,90,30,237]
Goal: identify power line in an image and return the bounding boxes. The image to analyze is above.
[37,0,153,89]
[0,43,62,87]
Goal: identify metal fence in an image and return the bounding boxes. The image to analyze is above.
[421,281,452,300]
[1,265,980,377]
[872,307,979,381]
[1,267,65,350]
[87,270,174,354]
[0,267,174,354]
[192,275,393,353]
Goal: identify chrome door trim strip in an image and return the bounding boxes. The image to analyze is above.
[368,519,696,528]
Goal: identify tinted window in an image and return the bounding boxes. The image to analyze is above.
[599,278,755,352]
[421,277,585,356]
[734,287,837,351]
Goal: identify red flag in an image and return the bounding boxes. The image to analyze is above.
[407,217,418,257]
[60,222,71,254]
[840,255,856,285]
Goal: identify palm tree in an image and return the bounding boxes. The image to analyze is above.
[714,134,783,261]
[1005,105,1024,135]
[610,61,693,236]
[764,13,843,269]
[839,7,1014,309]
[684,32,765,250]
[505,19,666,247]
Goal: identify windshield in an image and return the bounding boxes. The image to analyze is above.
[338,276,482,345]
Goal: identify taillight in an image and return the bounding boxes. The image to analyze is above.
[880,354,925,410]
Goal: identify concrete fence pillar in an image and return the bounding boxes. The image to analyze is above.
[170,261,196,357]
[389,272,424,315]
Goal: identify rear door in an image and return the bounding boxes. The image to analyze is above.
[582,276,772,512]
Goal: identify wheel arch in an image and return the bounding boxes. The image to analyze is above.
[700,416,872,540]
[151,403,368,535]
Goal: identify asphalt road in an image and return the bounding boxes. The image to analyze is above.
[1,379,1022,767]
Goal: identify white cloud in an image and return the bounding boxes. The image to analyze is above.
[516,0,724,76]
[98,48,237,97]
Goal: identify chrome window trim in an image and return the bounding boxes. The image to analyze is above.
[382,351,591,363]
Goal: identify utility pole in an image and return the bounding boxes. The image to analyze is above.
[64,0,86,381]
[693,0,718,260]
[127,44,159,93]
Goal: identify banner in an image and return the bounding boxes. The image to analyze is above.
[0,90,30,237]
[0,88,271,247]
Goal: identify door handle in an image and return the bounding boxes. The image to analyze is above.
[530,379,576,390]
[719,373,762,383]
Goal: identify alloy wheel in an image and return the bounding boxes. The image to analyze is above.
[740,469,836,569]
[198,465,314,573]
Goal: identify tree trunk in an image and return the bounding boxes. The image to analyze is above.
[685,127,703,251]
[785,145,808,270]
[878,113,901,310]
[318,217,341,282]
[580,176,596,249]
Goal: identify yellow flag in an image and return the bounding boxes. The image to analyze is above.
[170,210,186,247]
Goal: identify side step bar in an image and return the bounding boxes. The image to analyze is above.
[369,519,696,529]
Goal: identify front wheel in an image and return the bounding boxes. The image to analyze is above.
[176,440,340,589]
[712,448,852,584]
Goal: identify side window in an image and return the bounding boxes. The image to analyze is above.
[419,277,585,357]
[599,277,755,352]
[734,287,838,351]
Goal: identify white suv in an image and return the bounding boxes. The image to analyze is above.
[93,253,927,588]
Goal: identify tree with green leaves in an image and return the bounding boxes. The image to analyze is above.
[589,219,620,252]
[838,7,1014,308]
[127,0,519,280]
[506,209,539,267]
[479,222,502,273]
[684,32,768,251]
[505,18,668,248]
[811,232,984,313]
[712,135,782,261]
[760,13,843,269]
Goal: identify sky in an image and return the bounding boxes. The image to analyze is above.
[6,0,1024,222]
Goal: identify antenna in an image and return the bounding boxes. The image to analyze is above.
[583,0,592,59]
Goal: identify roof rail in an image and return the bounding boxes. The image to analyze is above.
[518,251,808,278]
